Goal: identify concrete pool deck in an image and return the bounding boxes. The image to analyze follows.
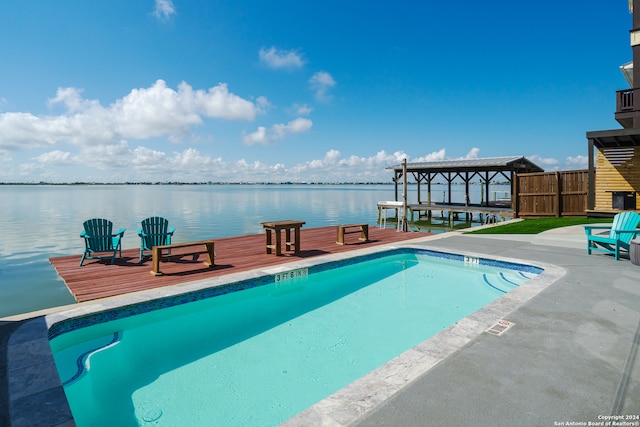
[354,228,640,426]
[2,225,640,426]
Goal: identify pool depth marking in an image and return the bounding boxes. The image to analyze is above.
[464,255,480,266]
[274,267,309,282]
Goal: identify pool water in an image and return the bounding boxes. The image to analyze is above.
[49,250,540,426]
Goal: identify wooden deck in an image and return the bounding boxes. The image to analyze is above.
[50,226,426,303]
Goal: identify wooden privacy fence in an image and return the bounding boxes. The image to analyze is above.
[515,170,588,217]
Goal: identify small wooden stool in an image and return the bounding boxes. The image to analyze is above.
[336,224,369,245]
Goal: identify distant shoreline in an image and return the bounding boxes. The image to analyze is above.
[0,181,509,186]
[0,181,393,186]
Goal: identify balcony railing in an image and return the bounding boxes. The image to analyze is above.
[616,88,638,112]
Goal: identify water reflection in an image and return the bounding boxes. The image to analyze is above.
[0,183,508,317]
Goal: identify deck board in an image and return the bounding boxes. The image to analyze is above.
[50,226,426,303]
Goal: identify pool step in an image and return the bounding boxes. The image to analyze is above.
[59,332,122,386]
[482,272,525,294]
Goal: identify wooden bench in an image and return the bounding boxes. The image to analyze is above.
[151,240,215,276]
[336,224,369,245]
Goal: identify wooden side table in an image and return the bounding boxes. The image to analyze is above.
[261,220,305,256]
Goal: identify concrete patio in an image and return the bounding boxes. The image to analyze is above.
[354,228,640,426]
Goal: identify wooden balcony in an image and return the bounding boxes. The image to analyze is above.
[615,88,640,128]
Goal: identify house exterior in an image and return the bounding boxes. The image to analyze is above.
[586,0,640,216]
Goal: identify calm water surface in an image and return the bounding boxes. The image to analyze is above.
[0,184,506,317]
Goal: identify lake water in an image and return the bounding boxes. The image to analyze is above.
[0,183,509,318]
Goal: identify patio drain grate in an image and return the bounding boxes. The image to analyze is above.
[486,319,515,336]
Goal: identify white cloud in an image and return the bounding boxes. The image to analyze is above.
[243,117,312,145]
[309,71,336,102]
[528,154,559,169]
[34,150,73,165]
[407,147,476,164]
[243,126,268,145]
[188,82,258,120]
[0,112,60,149]
[564,155,588,168]
[410,148,446,163]
[462,147,480,159]
[288,103,313,115]
[274,117,312,135]
[7,145,499,183]
[255,96,271,114]
[259,47,305,69]
[130,146,169,170]
[153,0,175,21]
[128,147,290,182]
[288,149,422,181]
[18,162,44,176]
[0,80,261,150]
[114,80,257,140]
[48,87,96,112]
[77,141,132,169]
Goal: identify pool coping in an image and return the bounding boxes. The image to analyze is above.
[6,231,564,427]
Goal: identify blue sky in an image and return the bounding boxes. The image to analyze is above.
[0,1,633,183]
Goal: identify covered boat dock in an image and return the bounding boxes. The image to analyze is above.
[382,156,544,226]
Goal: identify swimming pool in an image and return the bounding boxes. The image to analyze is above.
[48,247,543,426]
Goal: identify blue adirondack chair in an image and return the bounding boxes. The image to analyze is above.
[584,211,640,260]
[80,218,126,266]
[137,216,176,263]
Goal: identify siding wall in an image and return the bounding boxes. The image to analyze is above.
[594,147,640,211]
